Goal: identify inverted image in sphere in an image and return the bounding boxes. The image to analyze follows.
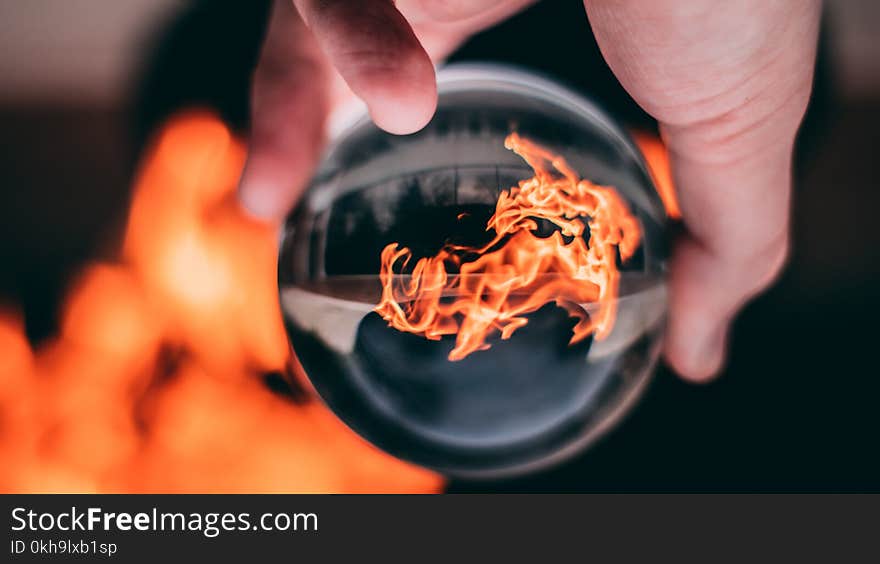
[279,65,669,478]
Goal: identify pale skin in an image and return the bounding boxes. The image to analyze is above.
[239,0,821,381]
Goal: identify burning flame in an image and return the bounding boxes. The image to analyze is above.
[376,133,641,361]
[0,111,441,493]
[633,131,681,219]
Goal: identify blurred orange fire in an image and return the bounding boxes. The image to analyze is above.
[0,111,442,493]
[0,111,677,493]
[633,132,680,220]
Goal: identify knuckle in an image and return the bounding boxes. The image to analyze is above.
[663,87,810,168]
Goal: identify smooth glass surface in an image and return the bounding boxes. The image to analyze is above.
[279,64,668,478]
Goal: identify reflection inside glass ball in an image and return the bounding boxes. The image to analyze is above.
[278,65,668,478]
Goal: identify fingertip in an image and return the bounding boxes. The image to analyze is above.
[237,167,289,223]
[343,26,438,135]
[238,186,276,223]
[663,346,724,384]
[366,70,437,134]
[296,0,437,135]
[663,320,728,383]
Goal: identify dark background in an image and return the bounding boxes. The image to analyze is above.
[1,1,878,491]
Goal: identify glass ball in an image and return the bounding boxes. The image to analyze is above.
[278,64,669,478]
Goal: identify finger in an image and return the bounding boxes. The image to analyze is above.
[396,0,520,23]
[662,148,792,381]
[292,0,437,134]
[238,0,330,221]
[584,0,820,380]
[398,0,536,60]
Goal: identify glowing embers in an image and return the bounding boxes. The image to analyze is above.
[375,134,641,361]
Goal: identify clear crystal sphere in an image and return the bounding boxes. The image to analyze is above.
[279,64,668,478]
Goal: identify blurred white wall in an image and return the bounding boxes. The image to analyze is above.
[0,0,877,107]
[0,0,184,105]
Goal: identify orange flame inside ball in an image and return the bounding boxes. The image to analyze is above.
[376,134,641,361]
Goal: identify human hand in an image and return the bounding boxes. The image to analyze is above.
[238,0,533,217]
[238,0,820,381]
